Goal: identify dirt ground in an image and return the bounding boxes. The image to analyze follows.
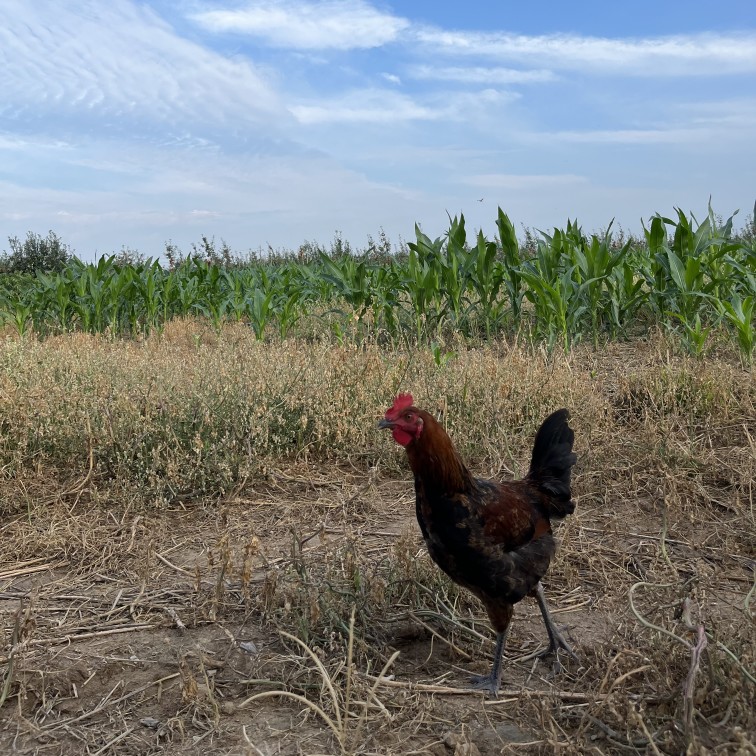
[1,462,754,756]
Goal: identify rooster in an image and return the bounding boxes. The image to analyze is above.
[378,393,578,695]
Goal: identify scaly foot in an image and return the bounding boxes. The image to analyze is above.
[539,625,579,672]
[469,672,501,697]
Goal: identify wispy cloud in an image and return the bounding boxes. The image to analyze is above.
[0,135,430,248]
[289,89,441,124]
[0,133,71,152]
[675,97,756,127]
[546,129,699,144]
[414,29,756,76]
[192,0,410,50]
[289,85,521,124]
[462,174,588,190]
[411,65,555,84]
[539,116,756,145]
[0,0,282,134]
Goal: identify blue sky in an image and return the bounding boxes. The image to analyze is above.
[1,1,755,259]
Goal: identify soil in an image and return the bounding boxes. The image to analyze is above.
[0,471,753,755]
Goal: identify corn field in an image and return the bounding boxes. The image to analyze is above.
[1,205,754,361]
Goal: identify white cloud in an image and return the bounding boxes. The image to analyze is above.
[521,99,756,147]
[0,138,435,254]
[541,126,742,145]
[290,89,440,124]
[0,133,71,152]
[381,72,402,85]
[676,97,756,127]
[462,174,588,190]
[289,85,520,125]
[414,28,756,76]
[549,129,696,144]
[193,0,409,50]
[411,65,555,84]
[0,0,282,130]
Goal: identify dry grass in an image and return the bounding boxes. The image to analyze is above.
[0,321,754,754]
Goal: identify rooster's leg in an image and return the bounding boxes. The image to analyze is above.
[534,582,578,668]
[470,628,508,697]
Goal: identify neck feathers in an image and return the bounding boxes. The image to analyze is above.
[405,411,473,493]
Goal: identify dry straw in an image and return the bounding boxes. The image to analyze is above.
[0,323,753,753]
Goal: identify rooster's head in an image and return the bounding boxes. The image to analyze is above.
[378,393,424,447]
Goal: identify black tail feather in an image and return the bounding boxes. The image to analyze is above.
[527,409,576,518]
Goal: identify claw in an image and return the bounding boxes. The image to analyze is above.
[537,635,578,674]
[538,627,578,662]
[469,672,500,697]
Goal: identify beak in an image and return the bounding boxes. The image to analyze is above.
[377,418,394,430]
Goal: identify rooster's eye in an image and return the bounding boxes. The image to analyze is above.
[404,413,412,421]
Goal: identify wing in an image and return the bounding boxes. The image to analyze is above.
[415,480,555,608]
[476,479,552,551]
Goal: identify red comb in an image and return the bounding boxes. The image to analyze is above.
[386,393,414,419]
[392,393,414,412]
